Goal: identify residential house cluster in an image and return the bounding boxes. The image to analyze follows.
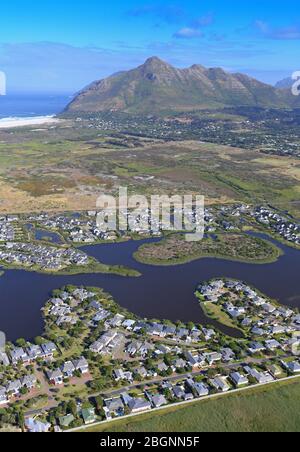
[252,206,300,245]
[0,242,89,270]
[0,216,15,241]
[47,357,89,385]
[198,279,300,354]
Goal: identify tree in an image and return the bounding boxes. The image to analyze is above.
[68,400,77,418]
[17,410,25,431]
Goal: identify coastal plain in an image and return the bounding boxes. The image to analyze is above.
[0,121,299,217]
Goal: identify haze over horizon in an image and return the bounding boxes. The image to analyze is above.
[0,0,299,94]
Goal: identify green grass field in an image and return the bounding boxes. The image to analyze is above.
[84,379,300,432]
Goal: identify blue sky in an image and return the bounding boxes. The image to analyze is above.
[0,0,299,93]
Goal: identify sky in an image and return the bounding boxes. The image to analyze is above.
[0,0,299,93]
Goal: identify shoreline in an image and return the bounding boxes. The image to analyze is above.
[0,115,61,129]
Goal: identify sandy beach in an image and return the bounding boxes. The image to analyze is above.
[0,116,60,129]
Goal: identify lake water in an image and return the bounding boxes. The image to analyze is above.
[0,235,299,341]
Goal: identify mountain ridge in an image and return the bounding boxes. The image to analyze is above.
[64,57,299,115]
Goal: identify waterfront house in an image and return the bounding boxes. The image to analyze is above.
[41,342,57,359]
[10,348,30,366]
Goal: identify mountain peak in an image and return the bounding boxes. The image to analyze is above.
[64,58,299,115]
[141,56,172,70]
[144,56,168,65]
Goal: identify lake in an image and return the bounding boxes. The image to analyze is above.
[0,235,299,341]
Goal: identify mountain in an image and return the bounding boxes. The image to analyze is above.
[275,77,293,89]
[64,57,299,115]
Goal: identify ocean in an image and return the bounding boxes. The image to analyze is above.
[0,93,72,119]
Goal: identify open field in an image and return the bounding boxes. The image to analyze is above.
[83,378,300,432]
[0,123,299,216]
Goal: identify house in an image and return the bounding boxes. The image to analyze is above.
[41,342,57,359]
[0,352,10,367]
[61,361,76,378]
[150,394,167,408]
[244,366,274,384]
[230,372,249,387]
[90,331,118,354]
[21,375,37,390]
[157,362,169,373]
[47,369,64,385]
[173,358,187,370]
[126,341,142,357]
[251,327,265,337]
[205,352,222,366]
[25,418,51,433]
[26,345,42,361]
[134,367,148,379]
[186,379,209,397]
[10,347,29,365]
[210,377,230,393]
[73,357,89,374]
[184,351,198,368]
[270,325,285,335]
[248,342,265,354]
[81,408,96,425]
[0,387,9,405]
[173,385,186,400]
[59,414,75,428]
[114,369,133,383]
[284,361,300,374]
[105,398,125,418]
[227,306,246,319]
[268,365,282,378]
[128,398,152,413]
[122,319,136,330]
[221,348,235,363]
[265,340,281,351]
[6,380,22,396]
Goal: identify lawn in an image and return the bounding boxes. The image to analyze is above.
[83,379,300,432]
